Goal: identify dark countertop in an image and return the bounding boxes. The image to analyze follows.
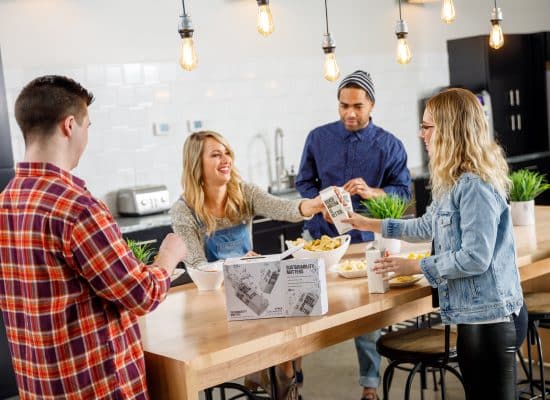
[116,212,172,234]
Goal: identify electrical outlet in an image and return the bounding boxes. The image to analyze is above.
[153,122,170,136]
[186,120,204,133]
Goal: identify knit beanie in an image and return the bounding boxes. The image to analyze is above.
[337,70,375,103]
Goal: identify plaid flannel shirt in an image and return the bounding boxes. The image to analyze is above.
[0,162,171,399]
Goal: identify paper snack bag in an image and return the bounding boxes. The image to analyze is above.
[320,187,352,234]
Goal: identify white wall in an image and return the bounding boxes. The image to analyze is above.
[1,0,550,212]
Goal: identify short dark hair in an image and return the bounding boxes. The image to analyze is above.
[14,75,94,142]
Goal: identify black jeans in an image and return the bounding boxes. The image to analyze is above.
[457,318,518,400]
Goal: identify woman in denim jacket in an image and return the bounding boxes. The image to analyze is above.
[343,88,526,399]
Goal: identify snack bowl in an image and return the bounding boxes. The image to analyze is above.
[186,261,224,291]
[285,234,351,268]
[335,259,368,279]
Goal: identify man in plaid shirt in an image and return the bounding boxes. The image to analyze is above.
[0,76,187,399]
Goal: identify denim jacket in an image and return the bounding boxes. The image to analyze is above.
[382,173,523,324]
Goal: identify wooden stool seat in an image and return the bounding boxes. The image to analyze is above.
[377,327,458,363]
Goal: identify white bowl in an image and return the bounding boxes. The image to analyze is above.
[285,234,351,268]
[187,261,224,291]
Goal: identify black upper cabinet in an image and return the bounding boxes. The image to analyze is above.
[447,34,549,157]
[0,49,14,170]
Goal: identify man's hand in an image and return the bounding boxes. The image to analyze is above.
[154,233,187,275]
[343,178,385,199]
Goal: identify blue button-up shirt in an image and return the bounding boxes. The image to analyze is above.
[296,120,411,243]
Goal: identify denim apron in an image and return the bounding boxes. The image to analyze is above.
[204,223,252,262]
[186,200,252,261]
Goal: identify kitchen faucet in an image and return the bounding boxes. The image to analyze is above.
[274,128,286,193]
[247,133,274,189]
[273,128,295,194]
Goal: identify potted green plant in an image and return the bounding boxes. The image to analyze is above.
[126,239,155,263]
[360,195,412,254]
[509,169,550,226]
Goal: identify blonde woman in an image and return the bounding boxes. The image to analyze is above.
[171,130,323,399]
[343,88,526,399]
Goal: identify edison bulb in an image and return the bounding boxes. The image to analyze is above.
[257,4,274,36]
[396,38,412,64]
[489,23,504,49]
[179,37,198,71]
[323,52,340,82]
[441,0,456,23]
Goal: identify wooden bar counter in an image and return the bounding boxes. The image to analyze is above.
[140,207,550,400]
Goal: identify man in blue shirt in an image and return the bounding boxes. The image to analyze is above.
[296,70,411,400]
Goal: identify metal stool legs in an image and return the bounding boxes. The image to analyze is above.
[382,359,464,400]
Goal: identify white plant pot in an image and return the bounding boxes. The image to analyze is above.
[510,200,535,226]
[380,237,402,255]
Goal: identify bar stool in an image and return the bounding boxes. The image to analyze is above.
[203,367,300,400]
[520,292,550,400]
[376,288,464,400]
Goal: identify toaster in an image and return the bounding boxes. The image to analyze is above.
[117,185,170,216]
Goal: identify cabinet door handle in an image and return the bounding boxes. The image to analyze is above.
[516,114,522,131]
[509,90,515,106]
[515,89,520,106]
[510,115,516,131]
[279,234,285,253]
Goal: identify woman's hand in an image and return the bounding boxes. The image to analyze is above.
[300,195,325,217]
[341,212,382,233]
[245,250,259,257]
[372,256,421,278]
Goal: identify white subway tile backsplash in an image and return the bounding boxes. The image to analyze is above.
[4,53,447,209]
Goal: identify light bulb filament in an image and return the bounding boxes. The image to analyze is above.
[396,37,412,64]
[257,4,274,36]
[441,0,456,23]
[179,37,198,71]
[323,52,340,82]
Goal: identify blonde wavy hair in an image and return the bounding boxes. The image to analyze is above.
[426,88,511,199]
[181,131,248,234]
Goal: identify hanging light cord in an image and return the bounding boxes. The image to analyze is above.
[398,0,403,21]
[181,0,187,16]
[324,0,330,35]
[494,0,497,9]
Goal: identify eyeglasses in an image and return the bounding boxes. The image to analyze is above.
[419,123,435,133]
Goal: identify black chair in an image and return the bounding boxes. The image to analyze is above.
[203,366,300,400]
[376,288,464,400]
[518,292,550,400]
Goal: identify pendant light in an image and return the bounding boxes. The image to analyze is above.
[321,0,340,82]
[441,0,456,23]
[395,0,412,64]
[256,0,274,37]
[178,0,198,71]
[489,0,504,49]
